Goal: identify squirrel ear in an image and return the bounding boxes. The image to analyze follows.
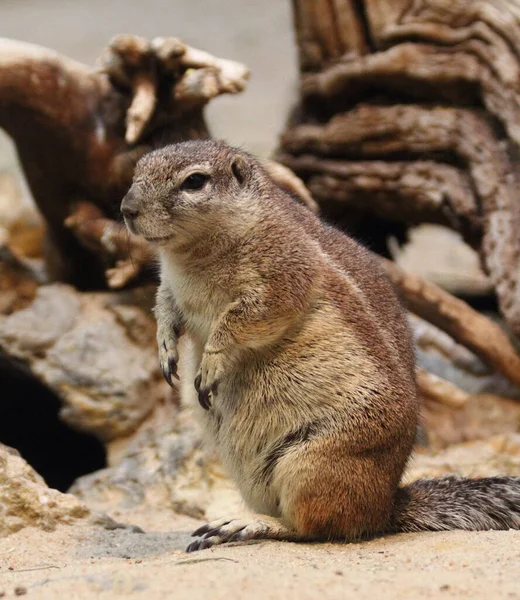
[231,155,249,186]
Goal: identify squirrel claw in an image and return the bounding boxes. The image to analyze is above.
[158,332,179,388]
[194,350,223,410]
[191,523,212,537]
[162,357,179,388]
[194,373,212,410]
[186,516,278,552]
[198,387,212,410]
[168,357,180,380]
[186,537,216,552]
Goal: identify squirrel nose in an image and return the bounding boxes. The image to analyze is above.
[121,190,141,219]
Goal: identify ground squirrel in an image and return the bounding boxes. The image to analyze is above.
[122,140,520,552]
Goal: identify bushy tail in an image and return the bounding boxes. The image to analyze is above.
[391,476,520,532]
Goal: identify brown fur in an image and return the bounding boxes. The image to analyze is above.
[122,140,520,552]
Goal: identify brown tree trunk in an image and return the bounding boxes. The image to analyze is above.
[279,0,520,339]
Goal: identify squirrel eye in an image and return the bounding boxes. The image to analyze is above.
[180,173,208,191]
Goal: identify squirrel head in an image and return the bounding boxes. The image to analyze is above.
[121,139,260,245]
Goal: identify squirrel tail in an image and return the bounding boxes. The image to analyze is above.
[391,476,520,532]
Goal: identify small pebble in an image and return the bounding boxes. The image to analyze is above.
[14,587,27,596]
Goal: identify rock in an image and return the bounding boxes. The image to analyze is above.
[0,443,142,538]
[0,443,90,536]
[68,335,238,519]
[393,225,492,297]
[0,171,42,258]
[406,433,520,482]
[0,284,167,441]
[0,285,80,356]
[422,394,520,450]
[70,333,242,519]
[411,314,520,399]
[70,402,234,520]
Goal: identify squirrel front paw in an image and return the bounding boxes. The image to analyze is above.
[157,329,179,388]
[194,349,226,410]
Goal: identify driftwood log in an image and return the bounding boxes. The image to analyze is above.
[0,35,249,289]
[278,0,520,339]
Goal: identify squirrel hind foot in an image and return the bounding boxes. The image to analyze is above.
[186,515,306,552]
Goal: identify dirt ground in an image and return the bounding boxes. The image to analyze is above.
[1,3,519,599]
[1,508,519,600]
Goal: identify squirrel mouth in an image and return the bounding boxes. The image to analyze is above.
[144,234,174,243]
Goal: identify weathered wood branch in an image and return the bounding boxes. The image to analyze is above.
[382,258,520,388]
[278,153,479,240]
[416,368,470,408]
[64,201,154,289]
[0,36,248,289]
[408,313,492,376]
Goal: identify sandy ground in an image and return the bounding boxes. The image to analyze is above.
[1,509,519,600]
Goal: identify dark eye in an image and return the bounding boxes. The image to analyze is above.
[180,173,208,191]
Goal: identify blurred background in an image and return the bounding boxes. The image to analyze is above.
[0,0,297,172]
[0,0,490,293]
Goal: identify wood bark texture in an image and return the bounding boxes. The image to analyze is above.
[280,0,520,339]
[0,35,249,289]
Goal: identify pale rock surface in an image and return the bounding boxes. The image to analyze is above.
[0,284,166,441]
[394,225,491,296]
[0,443,89,536]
